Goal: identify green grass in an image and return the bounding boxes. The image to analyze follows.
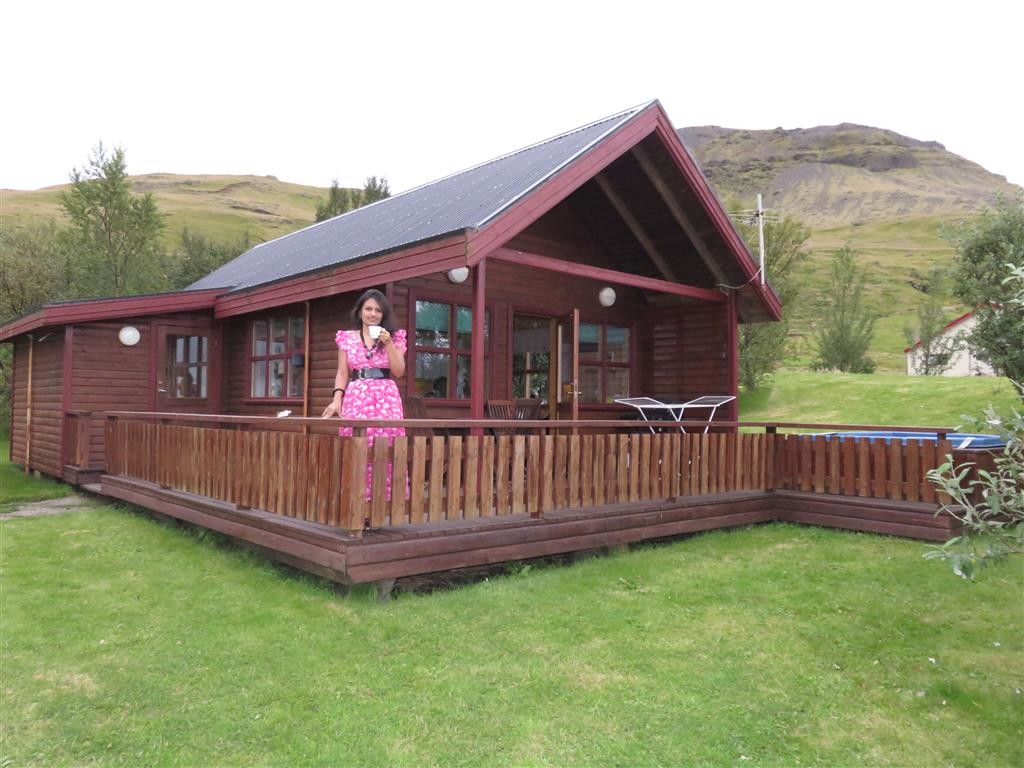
[1,509,1020,766]
[0,439,72,511]
[740,371,1020,429]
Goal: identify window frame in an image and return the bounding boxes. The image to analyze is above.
[576,320,633,405]
[408,290,493,403]
[245,311,306,402]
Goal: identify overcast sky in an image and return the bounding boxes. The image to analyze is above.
[2,0,1020,197]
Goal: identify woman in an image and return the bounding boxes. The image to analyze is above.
[322,289,407,500]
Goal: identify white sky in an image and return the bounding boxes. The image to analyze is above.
[2,0,1021,195]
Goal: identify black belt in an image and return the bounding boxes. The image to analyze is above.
[350,368,390,380]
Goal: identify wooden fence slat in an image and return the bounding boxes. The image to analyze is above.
[428,436,446,522]
[368,437,390,527]
[511,436,526,515]
[463,436,479,520]
[527,436,541,517]
[496,436,511,516]
[446,437,464,520]
[580,435,594,508]
[480,436,495,516]
[409,436,427,523]
[389,436,409,525]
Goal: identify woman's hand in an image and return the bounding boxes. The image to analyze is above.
[377,328,393,346]
[322,399,341,418]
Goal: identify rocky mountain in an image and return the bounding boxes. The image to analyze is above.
[678,124,1019,227]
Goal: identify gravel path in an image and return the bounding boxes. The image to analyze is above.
[1,494,101,518]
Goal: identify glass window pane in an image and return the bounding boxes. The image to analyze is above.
[252,321,267,357]
[289,317,304,350]
[605,326,629,363]
[455,356,471,399]
[187,336,198,363]
[288,360,303,398]
[196,365,207,398]
[200,336,208,363]
[175,336,186,363]
[456,306,473,350]
[269,359,286,397]
[415,301,450,348]
[271,318,287,355]
[579,365,601,403]
[579,323,600,360]
[454,306,490,350]
[251,361,267,397]
[606,368,630,403]
[416,352,450,398]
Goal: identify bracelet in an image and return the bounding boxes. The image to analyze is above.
[332,387,345,396]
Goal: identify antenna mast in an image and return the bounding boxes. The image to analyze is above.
[756,193,766,286]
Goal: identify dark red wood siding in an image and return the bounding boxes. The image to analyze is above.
[642,303,731,401]
[70,322,152,467]
[10,333,65,476]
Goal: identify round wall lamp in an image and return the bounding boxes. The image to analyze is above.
[446,267,470,284]
[118,325,141,346]
[598,286,617,307]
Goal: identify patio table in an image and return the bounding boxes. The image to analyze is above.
[614,395,736,434]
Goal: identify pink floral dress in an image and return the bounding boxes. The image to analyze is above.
[335,329,407,501]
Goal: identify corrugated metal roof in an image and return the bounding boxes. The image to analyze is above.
[189,103,653,292]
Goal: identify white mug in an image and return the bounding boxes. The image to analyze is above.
[368,325,383,339]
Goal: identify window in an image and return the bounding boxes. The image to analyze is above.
[250,314,305,398]
[166,334,207,398]
[512,315,550,399]
[413,300,489,399]
[578,322,631,403]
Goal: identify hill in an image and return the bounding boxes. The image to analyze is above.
[679,124,1021,371]
[2,126,1020,372]
[0,174,327,248]
[678,123,1019,227]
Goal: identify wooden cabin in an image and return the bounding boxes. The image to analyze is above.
[4,101,777,482]
[1,101,966,591]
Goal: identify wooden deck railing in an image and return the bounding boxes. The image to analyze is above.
[103,414,969,533]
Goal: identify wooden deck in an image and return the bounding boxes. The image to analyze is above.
[88,413,975,587]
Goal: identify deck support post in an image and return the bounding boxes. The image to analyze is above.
[374,578,396,602]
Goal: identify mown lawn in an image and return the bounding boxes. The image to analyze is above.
[740,371,1020,429]
[2,506,1021,767]
[0,439,72,512]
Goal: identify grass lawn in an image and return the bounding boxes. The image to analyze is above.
[0,439,73,512]
[740,371,1020,429]
[1,507,1021,766]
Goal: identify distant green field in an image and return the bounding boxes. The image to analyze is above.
[740,371,1019,429]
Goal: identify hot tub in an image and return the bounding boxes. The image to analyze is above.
[822,431,1005,450]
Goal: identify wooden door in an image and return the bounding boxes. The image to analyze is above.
[155,323,218,413]
[554,309,579,421]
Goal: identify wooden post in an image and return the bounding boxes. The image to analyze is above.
[75,412,92,468]
[24,335,33,474]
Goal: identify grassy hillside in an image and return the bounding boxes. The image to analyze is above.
[680,124,1021,372]
[0,174,328,248]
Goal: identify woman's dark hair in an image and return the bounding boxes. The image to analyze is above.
[350,289,395,331]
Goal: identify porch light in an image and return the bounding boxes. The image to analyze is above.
[118,325,141,346]
[598,286,616,307]
[446,267,470,284]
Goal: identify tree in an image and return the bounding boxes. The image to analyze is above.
[361,175,390,205]
[812,245,877,373]
[59,143,166,296]
[949,194,1024,388]
[903,266,964,375]
[0,219,75,322]
[170,228,253,289]
[926,264,1024,578]
[731,211,809,390]
[314,175,391,222]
